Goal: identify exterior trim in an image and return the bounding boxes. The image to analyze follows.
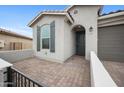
[98,13,124,27]
[65,5,103,15]
[64,5,74,11]
[28,12,74,27]
[98,11,124,20]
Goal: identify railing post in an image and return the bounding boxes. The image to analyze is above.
[7,67,13,87]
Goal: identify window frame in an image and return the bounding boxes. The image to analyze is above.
[40,24,51,50]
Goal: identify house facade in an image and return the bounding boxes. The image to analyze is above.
[28,5,124,63]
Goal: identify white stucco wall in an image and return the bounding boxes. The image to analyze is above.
[64,20,76,61]
[68,5,100,60]
[32,15,65,63]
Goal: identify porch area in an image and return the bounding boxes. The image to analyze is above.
[12,55,90,87]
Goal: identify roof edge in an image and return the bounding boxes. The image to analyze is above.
[0,28,32,40]
[98,11,124,20]
[28,11,73,27]
[28,5,102,27]
[64,5,74,11]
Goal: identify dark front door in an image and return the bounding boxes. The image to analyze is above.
[76,31,85,56]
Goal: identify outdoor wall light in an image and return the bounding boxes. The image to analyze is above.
[89,26,93,32]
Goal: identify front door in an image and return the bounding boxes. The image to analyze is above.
[76,31,85,56]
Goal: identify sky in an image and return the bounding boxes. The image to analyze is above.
[0,5,124,38]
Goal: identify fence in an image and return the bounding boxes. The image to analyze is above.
[6,67,42,87]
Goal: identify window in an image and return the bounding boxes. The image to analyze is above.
[40,21,55,51]
[41,24,50,49]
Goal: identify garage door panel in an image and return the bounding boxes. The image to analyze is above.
[99,47,124,51]
[98,42,124,47]
[99,40,124,44]
[99,36,124,40]
[99,43,124,47]
[98,53,124,61]
[99,34,124,39]
[98,24,124,62]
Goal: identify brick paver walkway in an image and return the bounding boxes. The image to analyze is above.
[13,55,90,87]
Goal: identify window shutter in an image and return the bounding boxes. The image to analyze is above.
[50,21,55,52]
[37,26,41,51]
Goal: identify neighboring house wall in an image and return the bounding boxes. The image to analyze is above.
[32,15,65,63]
[68,5,100,60]
[0,34,32,51]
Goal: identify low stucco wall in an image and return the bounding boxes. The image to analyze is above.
[0,49,34,62]
[90,51,117,87]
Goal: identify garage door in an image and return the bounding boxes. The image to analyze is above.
[98,24,124,62]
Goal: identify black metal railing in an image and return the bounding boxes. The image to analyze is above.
[6,67,42,87]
